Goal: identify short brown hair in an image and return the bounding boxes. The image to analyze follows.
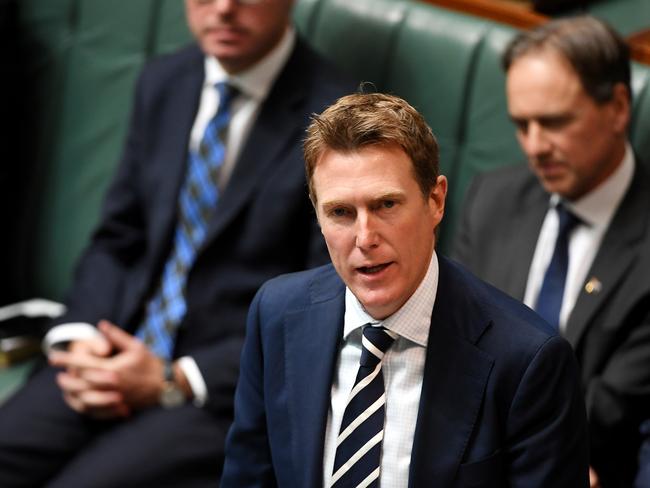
[303,92,439,205]
[502,15,631,104]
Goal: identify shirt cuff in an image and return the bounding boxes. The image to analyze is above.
[42,322,99,354]
[178,356,208,407]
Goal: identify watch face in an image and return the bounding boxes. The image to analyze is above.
[160,383,185,408]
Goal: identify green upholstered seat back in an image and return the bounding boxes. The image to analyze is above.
[294,0,524,250]
[566,0,650,38]
[294,0,650,251]
[630,64,650,160]
[7,0,192,303]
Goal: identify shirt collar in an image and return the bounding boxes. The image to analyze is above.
[202,26,296,101]
[552,142,635,229]
[343,250,439,347]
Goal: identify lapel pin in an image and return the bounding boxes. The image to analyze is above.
[584,277,602,295]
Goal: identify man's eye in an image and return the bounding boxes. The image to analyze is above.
[382,200,395,209]
[332,208,348,217]
[513,119,528,134]
[540,116,571,130]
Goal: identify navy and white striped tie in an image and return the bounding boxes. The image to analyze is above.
[330,325,397,488]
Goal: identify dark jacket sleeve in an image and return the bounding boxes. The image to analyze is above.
[584,292,650,484]
[505,335,590,487]
[221,284,278,488]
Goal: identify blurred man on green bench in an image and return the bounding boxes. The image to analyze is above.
[0,0,351,485]
[453,16,650,488]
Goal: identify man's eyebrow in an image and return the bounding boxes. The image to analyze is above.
[321,191,405,208]
[509,111,572,123]
[537,113,574,124]
[320,199,348,211]
[374,191,405,201]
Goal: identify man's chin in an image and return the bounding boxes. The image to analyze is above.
[351,288,401,320]
[536,171,571,194]
[200,36,246,57]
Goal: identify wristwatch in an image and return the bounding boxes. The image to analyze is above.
[159,361,186,409]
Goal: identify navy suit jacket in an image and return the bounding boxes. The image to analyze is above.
[54,38,354,415]
[222,257,589,487]
[453,161,650,486]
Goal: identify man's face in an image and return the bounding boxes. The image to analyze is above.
[506,50,629,201]
[185,0,293,74]
[313,144,446,320]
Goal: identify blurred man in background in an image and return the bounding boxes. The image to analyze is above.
[0,0,352,485]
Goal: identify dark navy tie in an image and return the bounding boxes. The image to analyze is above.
[136,82,237,359]
[330,325,396,488]
[535,204,581,330]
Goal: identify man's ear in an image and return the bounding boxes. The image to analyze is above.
[430,175,447,220]
[610,82,631,134]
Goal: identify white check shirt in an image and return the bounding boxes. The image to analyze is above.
[323,251,439,487]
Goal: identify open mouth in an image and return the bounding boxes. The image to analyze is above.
[357,263,391,275]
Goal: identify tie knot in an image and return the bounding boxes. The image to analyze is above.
[556,203,581,236]
[360,325,395,367]
[215,81,238,112]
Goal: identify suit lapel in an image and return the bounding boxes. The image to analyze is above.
[138,48,204,310]
[205,41,309,243]
[409,258,494,486]
[501,183,548,300]
[565,163,650,346]
[284,269,345,487]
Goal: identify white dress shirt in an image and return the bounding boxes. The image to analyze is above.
[524,143,635,332]
[42,27,296,407]
[323,251,439,488]
[190,26,295,188]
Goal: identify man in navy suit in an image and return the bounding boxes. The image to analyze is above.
[0,0,352,486]
[221,93,589,487]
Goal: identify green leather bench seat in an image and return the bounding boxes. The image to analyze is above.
[294,0,650,249]
[631,65,650,159]
[7,0,193,304]
[294,0,526,249]
[9,0,650,302]
[1,0,193,402]
[568,0,650,38]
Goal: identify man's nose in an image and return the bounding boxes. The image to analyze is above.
[200,0,237,15]
[355,213,380,250]
[522,122,552,159]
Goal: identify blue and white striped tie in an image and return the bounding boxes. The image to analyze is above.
[331,325,397,488]
[136,82,237,360]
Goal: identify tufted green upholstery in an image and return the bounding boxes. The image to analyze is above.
[563,0,650,38]
[9,0,650,304]
[1,0,193,401]
[3,0,650,400]
[294,0,650,249]
[631,64,650,159]
[7,0,193,305]
[293,0,527,249]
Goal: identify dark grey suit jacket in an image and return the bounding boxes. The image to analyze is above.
[453,161,650,487]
